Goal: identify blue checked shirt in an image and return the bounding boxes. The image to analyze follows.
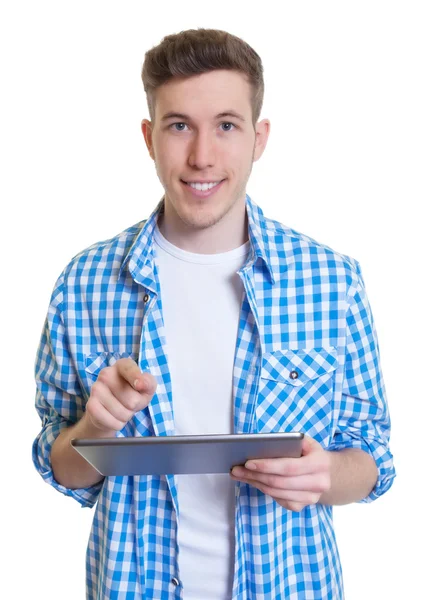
[33,194,395,599]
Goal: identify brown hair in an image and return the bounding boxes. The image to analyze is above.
[141,28,264,127]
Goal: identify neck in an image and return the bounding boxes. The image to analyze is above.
[157,196,249,254]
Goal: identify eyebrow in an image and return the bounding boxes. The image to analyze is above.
[160,110,246,123]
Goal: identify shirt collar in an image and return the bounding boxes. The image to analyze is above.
[119,193,275,285]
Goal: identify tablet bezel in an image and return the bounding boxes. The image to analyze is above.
[71,432,304,476]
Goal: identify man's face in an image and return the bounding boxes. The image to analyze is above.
[142,69,270,232]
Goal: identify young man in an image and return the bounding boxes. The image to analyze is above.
[33,28,395,599]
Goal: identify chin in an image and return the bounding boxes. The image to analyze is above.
[181,210,222,230]
[177,201,225,229]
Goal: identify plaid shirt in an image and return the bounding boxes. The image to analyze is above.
[33,194,395,599]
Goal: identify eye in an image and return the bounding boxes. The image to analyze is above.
[220,122,236,132]
[170,122,188,131]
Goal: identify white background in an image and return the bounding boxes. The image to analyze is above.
[1,1,425,598]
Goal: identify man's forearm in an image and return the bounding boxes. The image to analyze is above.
[51,414,114,490]
[320,448,378,505]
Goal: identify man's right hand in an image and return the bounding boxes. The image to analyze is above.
[83,358,158,435]
[52,358,157,489]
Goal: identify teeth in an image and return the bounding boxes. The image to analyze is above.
[187,181,221,191]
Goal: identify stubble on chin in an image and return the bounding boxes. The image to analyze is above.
[176,202,226,231]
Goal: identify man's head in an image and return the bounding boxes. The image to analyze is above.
[142,28,264,128]
[140,29,270,247]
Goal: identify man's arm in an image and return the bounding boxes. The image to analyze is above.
[231,260,395,510]
[33,271,157,501]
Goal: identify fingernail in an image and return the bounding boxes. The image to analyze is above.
[245,461,257,470]
[133,379,140,390]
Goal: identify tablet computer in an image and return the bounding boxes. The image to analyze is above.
[71,432,304,476]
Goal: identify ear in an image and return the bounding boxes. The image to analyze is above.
[141,119,155,160]
[253,119,271,162]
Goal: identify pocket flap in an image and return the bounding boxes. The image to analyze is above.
[261,347,338,387]
[84,351,138,377]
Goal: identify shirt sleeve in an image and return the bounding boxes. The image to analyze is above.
[328,260,396,502]
[32,274,103,508]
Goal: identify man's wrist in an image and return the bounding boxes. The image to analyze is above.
[319,448,378,506]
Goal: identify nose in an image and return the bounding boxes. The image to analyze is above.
[188,130,215,170]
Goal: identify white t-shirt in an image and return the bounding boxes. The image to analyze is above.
[153,225,250,599]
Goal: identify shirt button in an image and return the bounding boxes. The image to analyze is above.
[143,293,150,303]
[171,577,180,586]
[290,370,299,380]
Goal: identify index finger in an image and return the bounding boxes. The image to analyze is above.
[115,358,147,391]
[244,453,320,477]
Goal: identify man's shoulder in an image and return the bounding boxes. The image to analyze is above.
[262,215,362,280]
[74,221,145,259]
[58,219,147,284]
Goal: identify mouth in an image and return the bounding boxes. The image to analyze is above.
[180,178,226,198]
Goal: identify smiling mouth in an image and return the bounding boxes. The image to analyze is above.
[181,179,226,191]
[180,178,227,198]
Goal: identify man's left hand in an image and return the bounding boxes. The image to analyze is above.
[230,435,331,512]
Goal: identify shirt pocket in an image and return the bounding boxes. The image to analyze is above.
[255,347,339,445]
[84,351,139,381]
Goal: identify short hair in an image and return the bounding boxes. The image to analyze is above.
[141,28,264,127]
